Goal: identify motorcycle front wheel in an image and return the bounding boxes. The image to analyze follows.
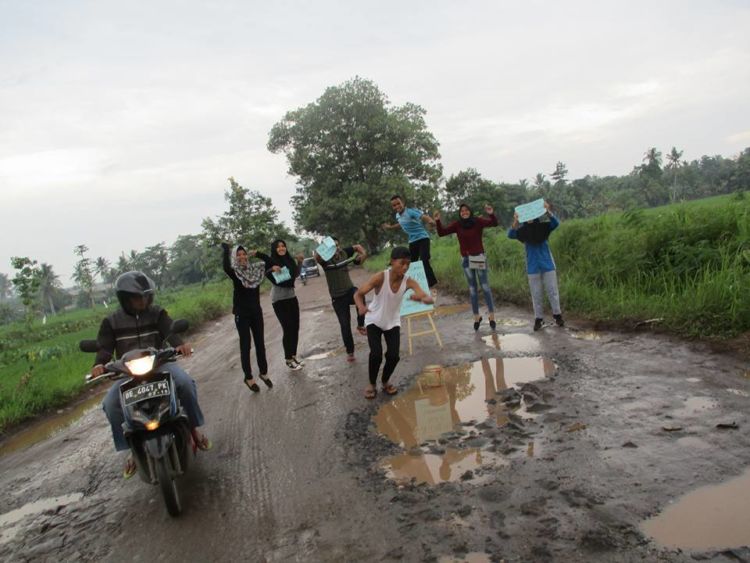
[156,456,182,517]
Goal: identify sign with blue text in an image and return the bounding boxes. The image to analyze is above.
[515,198,546,223]
[400,261,434,317]
[315,236,337,262]
[272,266,291,284]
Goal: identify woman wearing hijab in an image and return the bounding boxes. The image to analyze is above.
[257,239,303,371]
[507,200,565,331]
[221,242,272,392]
[434,203,499,331]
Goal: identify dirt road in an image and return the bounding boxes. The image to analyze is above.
[1,269,749,562]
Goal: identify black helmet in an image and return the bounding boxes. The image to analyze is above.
[115,271,156,311]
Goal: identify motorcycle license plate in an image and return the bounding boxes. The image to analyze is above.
[122,380,171,406]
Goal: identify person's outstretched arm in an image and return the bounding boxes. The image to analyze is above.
[405,278,434,304]
[221,243,237,280]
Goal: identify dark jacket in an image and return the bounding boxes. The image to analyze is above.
[94,306,183,366]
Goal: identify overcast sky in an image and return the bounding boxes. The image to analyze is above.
[1,0,749,284]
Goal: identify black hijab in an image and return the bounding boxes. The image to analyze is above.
[516,219,552,245]
[458,203,476,230]
[266,239,298,287]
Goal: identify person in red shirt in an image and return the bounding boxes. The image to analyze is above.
[434,203,499,331]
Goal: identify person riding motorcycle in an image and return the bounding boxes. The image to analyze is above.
[92,271,211,478]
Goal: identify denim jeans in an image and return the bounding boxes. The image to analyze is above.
[462,256,495,315]
[102,362,205,452]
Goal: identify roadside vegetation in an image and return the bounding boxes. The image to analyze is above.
[0,282,232,432]
[368,194,750,339]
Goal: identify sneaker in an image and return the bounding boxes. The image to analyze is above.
[292,355,305,367]
[553,314,565,327]
[533,318,544,331]
[286,359,303,371]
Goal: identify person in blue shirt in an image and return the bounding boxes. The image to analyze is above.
[507,201,565,331]
[382,194,438,288]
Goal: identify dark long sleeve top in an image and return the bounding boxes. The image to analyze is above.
[436,214,498,256]
[222,246,264,316]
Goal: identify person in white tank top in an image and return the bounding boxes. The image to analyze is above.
[354,247,434,400]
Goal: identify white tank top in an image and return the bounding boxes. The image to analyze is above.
[365,269,409,330]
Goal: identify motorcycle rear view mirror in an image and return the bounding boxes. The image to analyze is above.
[79,339,100,353]
[171,319,189,334]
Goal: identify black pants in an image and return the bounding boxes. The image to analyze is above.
[272,297,300,359]
[234,313,267,379]
[332,287,365,354]
[367,324,400,386]
[409,237,438,287]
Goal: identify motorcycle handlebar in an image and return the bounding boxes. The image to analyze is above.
[83,350,194,384]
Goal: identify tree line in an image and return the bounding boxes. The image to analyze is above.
[2,76,747,324]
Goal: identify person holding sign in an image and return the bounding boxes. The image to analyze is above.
[382,195,438,289]
[257,239,303,370]
[508,201,565,331]
[434,203,499,331]
[354,247,434,400]
[315,238,368,363]
[221,242,271,392]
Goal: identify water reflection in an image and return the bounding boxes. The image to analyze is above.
[641,467,750,550]
[374,358,556,448]
[380,448,506,485]
[483,333,540,353]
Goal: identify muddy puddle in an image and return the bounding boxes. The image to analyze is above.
[569,330,602,341]
[641,467,750,551]
[0,492,83,545]
[373,358,555,484]
[0,392,104,457]
[482,333,540,353]
[380,448,507,485]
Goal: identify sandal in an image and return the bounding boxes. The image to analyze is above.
[193,432,212,451]
[356,326,367,336]
[244,378,261,393]
[382,384,398,396]
[123,456,137,480]
[364,387,377,400]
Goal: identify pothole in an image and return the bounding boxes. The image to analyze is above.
[640,467,750,551]
[0,493,84,545]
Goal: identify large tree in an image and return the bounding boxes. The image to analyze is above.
[38,263,64,315]
[665,147,684,202]
[10,256,42,322]
[202,177,291,252]
[73,244,95,308]
[268,77,442,250]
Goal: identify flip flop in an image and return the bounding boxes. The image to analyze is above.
[123,456,137,480]
[194,434,212,451]
[364,388,377,400]
[382,384,398,396]
[356,326,367,336]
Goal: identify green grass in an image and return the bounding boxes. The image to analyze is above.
[368,193,750,339]
[0,281,233,432]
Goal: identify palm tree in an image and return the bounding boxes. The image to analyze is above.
[38,263,62,315]
[665,147,684,202]
[95,256,111,286]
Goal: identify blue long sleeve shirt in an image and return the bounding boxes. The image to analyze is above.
[507,215,560,274]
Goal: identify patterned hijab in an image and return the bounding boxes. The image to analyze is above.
[232,246,265,289]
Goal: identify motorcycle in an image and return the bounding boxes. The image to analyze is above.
[80,319,194,517]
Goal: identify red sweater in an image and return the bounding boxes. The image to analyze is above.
[436,214,498,256]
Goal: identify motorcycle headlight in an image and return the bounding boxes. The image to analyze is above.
[125,354,155,376]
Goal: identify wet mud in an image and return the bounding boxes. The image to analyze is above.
[1,270,749,562]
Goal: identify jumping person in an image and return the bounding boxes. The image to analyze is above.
[315,238,368,363]
[257,240,303,370]
[434,203,499,331]
[354,247,434,400]
[382,195,438,289]
[91,271,210,478]
[507,201,565,331]
[221,242,271,393]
